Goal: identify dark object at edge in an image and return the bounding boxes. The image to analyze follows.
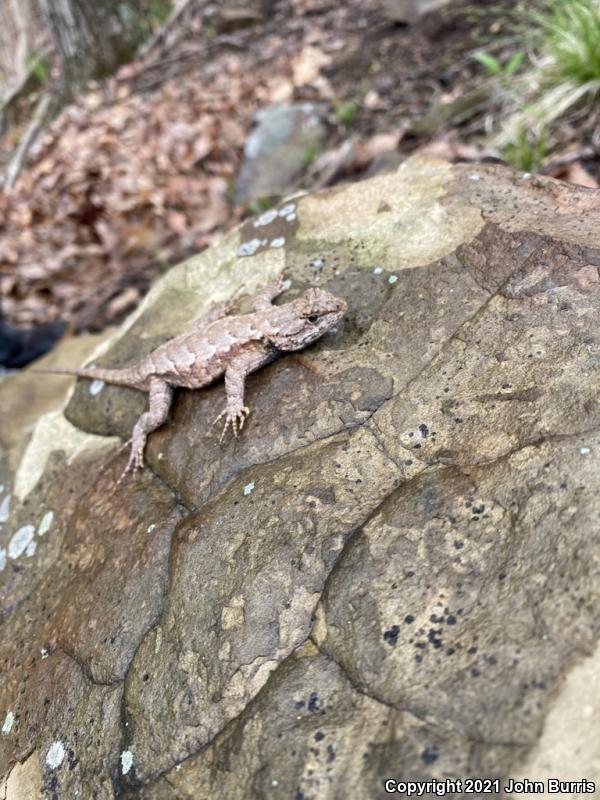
[0,315,67,368]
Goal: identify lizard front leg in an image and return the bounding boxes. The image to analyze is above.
[120,377,173,482]
[251,277,289,311]
[213,345,275,444]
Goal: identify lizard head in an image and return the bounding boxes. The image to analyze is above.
[268,287,347,351]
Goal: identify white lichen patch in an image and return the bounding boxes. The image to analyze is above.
[580,447,591,455]
[0,548,6,571]
[147,523,157,534]
[468,174,481,181]
[278,203,296,217]
[373,266,383,275]
[25,540,37,558]
[8,525,35,560]
[2,711,14,734]
[270,237,285,248]
[388,275,398,284]
[243,482,255,496]
[238,238,263,257]
[253,209,279,227]
[38,510,54,537]
[89,379,105,395]
[0,493,10,523]
[40,648,49,659]
[121,750,134,775]
[45,741,65,769]
[286,212,297,222]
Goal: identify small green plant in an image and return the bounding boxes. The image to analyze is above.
[248,197,275,215]
[27,53,50,83]
[301,142,319,168]
[146,0,173,26]
[503,126,548,171]
[335,99,360,127]
[473,50,524,78]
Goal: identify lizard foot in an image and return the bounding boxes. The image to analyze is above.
[116,442,145,487]
[213,406,250,444]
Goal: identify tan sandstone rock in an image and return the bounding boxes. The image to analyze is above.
[1,157,599,798]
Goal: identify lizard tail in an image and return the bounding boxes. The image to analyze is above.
[31,366,140,388]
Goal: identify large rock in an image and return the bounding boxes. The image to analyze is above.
[1,158,600,799]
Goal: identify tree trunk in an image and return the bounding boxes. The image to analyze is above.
[38,0,150,91]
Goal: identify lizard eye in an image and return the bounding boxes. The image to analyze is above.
[307,314,319,324]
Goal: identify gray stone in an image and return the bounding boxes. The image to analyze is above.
[384,0,451,24]
[235,103,329,204]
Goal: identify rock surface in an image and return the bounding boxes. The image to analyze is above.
[1,157,600,798]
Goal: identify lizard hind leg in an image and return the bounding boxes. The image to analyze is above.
[118,378,173,484]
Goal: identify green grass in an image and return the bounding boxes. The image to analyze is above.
[503,126,548,171]
[536,0,600,84]
[493,0,600,152]
[473,51,524,79]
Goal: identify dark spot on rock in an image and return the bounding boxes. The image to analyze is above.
[314,731,325,741]
[308,692,319,712]
[295,699,305,709]
[454,540,464,549]
[404,614,415,624]
[419,423,429,438]
[383,625,400,646]
[404,459,413,466]
[471,667,481,677]
[446,615,457,625]
[327,744,335,763]
[421,745,439,765]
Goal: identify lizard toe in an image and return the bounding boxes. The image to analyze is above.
[212,408,226,427]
